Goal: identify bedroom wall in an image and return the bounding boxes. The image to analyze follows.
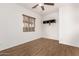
[59,4,79,47]
[0,3,42,51]
[42,11,59,40]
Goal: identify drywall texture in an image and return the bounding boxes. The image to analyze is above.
[59,5,79,47]
[0,4,42,51]
[42,11,59,40]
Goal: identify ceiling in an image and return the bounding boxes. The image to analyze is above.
[17,3,79,16]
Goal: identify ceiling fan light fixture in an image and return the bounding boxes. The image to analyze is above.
[38,3,44,6]
[32,3,55,11]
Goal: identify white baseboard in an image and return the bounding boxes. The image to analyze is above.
[41,36,58,41]
[59,41,79,48]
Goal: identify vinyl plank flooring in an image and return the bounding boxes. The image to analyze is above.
[0,38,79,56]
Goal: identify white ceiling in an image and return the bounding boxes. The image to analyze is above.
[17,3,79,16]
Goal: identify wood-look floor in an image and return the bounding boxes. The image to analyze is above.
[0,38,79,56]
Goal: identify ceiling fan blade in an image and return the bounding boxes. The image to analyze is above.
[44,3,54,6]
[32,4,38,8]
[41,6,44,11]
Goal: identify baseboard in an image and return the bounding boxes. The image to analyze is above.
[0,37,42,51]
[0,37,58,51]
[42,36,58,40]
[59,41,79,48]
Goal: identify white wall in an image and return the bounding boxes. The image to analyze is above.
[1,3,79,51]
[0,4,42,51]
[42,11,59,40]
[59,4,79,47]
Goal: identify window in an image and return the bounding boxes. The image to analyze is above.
[23,14,35,32]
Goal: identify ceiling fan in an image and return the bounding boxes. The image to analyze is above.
[32,3,55,11]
